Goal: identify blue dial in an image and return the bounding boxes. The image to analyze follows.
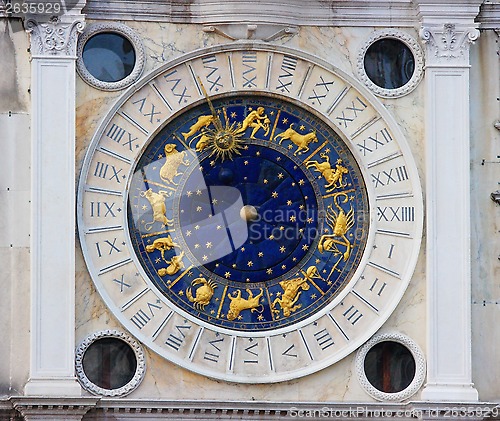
[128,95,369,331]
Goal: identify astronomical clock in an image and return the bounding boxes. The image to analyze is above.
[78,44,422,383]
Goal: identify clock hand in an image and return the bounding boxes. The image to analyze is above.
[197,76,223,132]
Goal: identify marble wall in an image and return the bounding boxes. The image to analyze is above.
[470,29,500,402]
[0,19,31,397]
[75,21,428,402]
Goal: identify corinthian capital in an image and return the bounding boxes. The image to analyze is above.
[419,23,480,66]
[25,15,85,57]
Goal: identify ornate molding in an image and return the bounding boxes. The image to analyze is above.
[75,329,146,397]
[11,397,98,420]
[202,23,298,42]
[25,16,85,57]
[355,332,426,402]
[356,29,424,98]
[419,23,480,66]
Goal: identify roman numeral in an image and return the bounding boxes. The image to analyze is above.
[369,278,387,297]
[132,97,162,123]
[106,123,140,152]
[166,324,191,351]
[106,123,126,142]
[377,206,415,222]
[357,127,393,156]
[112,274,131,292]
[130,309,150,329]
[242,52,257,88]
[276,55,297,93]
[387,244,395,259]
[282,344,298,358]
[90,201,119,218]
[130,301,162,329]
[93,161,124,183]
[336,97,368,128]
[95,238,121,257]
[202,55,223,92]
[313,328,334,350]
[342,305,363,325]
[163,69,192,105]
[371,165,409,188]
[203,337,224,363]
[307,75,335,105]
[243,342,259,364]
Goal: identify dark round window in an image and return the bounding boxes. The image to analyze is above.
[82,33,136,83]
[363,39,415,89]
[363,341,416,393]
[82,337,137,390]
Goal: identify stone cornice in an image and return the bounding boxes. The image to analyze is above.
[477,2,500,30]
[419,23,480,66]
[10,397,99,420]
[25,15,85,57]
[3,398,500,419]
[415,0,484,26]
[82,0,419,27]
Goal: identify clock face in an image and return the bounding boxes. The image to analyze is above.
[78,45,422,383]
[127,95,369,332]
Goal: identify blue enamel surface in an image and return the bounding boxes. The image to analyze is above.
[128,96,369,331]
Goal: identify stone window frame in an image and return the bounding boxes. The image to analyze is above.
[355,332,426,402]
[76,22,145,91]
[357,29,424,98]
[75,329,146,397]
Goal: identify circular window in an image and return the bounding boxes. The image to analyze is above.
[364,341,416,393]
[77,23,145,91]
[357,30,424,98]
[355,332,426,401]
[82,33,136,83]
[76,330,146,396]
[364,39,415,89]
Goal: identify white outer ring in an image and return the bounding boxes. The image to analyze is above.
[77,42,424,383]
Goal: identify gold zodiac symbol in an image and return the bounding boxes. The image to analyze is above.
[186,277,217,310]
[235,107,270,139]
[159,144,190,185]
[140,188,173,231]
[182,115,214,140]
[318,193,355,261]
[145,235,179,262]
[306,154,349,192]
[271,266,321,318]
[191,133,211,153]
[227,288,264,321]
[274,124,318,156]
[158,251,185,276]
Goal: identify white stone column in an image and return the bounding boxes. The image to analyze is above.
[24,15,85,397]
[419,21,480,401]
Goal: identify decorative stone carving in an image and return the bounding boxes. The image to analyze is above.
[76,22,145,91]
[355,332,426,402]
[202,23,298,42]
[357,29,424,98]
[25,16,85,57]
[75,330,146,397]
[419,23,480,66]
[11,397,99,421]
